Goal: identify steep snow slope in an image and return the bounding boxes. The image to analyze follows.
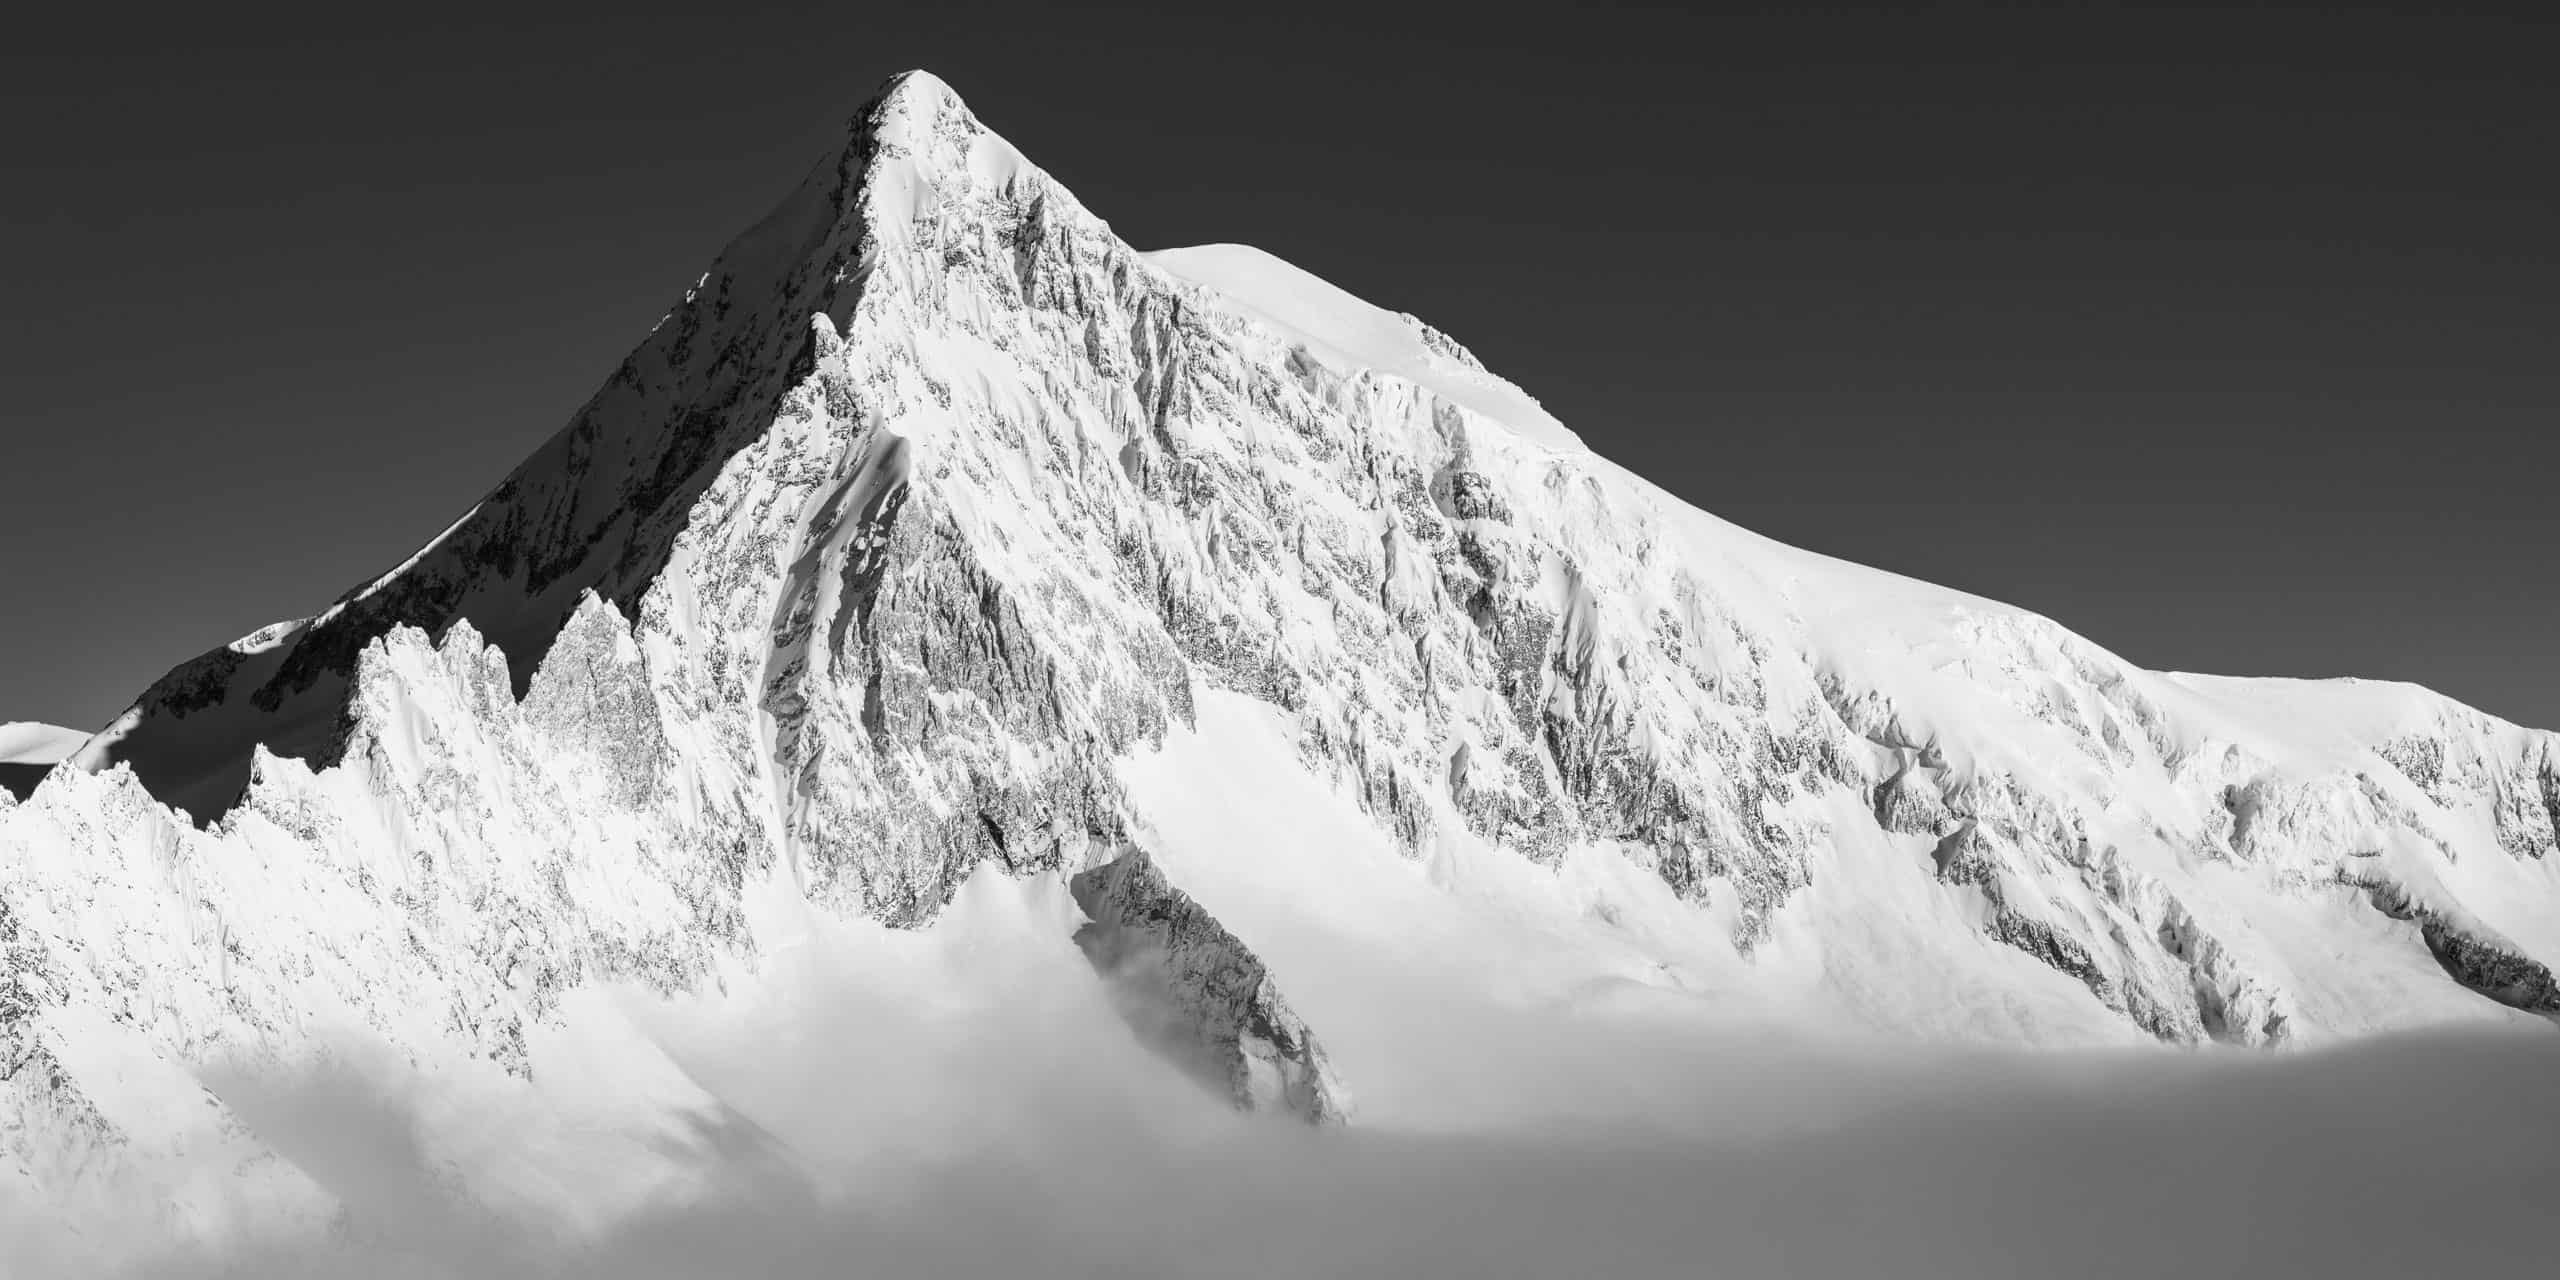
[5,70,2558,1241]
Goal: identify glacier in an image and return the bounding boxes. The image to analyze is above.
[3,70,2557,1266]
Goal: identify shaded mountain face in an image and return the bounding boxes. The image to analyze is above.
[5,71,2558,1213]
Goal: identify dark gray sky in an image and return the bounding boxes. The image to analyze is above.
[4,1,2553,732]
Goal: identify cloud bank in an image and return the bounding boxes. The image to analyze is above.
[11,875,2550,1279]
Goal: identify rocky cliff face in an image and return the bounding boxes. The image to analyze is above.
[6,71,2558,1210]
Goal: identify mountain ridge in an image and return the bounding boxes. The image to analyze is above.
[5,69,2557,1245]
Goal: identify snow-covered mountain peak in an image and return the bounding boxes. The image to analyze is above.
[864,68,1039,196]
[6,70,2557,1247]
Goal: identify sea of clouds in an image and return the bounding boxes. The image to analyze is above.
[7,874,2554,1279]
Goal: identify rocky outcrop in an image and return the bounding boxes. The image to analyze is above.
[2420,921,2560,1019]
[1070,850,1349,1125]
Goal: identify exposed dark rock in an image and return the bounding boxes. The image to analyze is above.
[1070,849,1350,1125]
[2420,920,2560,1019]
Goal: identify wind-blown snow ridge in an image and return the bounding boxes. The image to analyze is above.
[1143,244,1583,452]
[5,68,2557,1242]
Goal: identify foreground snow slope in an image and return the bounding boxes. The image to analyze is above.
[5,70,2557,1232]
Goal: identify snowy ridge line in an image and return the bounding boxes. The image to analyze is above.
[1141,243,1583,453]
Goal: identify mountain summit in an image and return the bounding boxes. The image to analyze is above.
[6,71,2557,1236]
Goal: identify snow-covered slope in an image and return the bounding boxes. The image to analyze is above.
[0,725,84,764]
[0,723,85,802]
[1142,244,1582,452]
[5,70,2557,1245]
